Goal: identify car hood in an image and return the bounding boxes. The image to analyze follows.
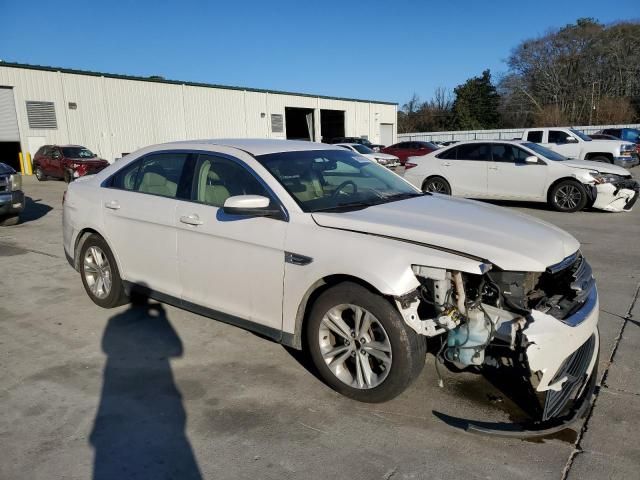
[311,195,579,272]
[559,159,630,175]
[0,162,15,175]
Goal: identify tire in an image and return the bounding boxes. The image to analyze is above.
[79,234,128,308]
[35,165,46,181]
[64,170,73,183]
[422,176,451,195]
[0,215,20,226]
[590,155,611,164]
[306,282,426,403]
[549,180,588,212]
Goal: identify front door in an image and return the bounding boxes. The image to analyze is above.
[175,151,287,331]
[544,130,580,159]
[102,151,189,297]
[487,144,548,200]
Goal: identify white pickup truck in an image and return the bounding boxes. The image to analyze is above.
[521,127,639,168]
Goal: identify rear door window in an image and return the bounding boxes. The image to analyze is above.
[526,131,543,143]
[456,143,490,161]
[436,146,458,159]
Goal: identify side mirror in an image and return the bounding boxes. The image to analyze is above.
[565,136,578,143]
[525,155,538,164]
[223,195,282,218]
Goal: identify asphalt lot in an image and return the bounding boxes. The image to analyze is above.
[1,174,639,480]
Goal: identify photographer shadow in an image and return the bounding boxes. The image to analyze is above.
[90,298,202,480]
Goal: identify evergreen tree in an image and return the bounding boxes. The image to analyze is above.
[451,70,501,129]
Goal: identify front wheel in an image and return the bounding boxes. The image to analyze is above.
[590,156,611,164]
[422,176,451,195]
[79,234,128,308]
[306,282,426,403]
[549,180,588,212]
[0,215,20,226]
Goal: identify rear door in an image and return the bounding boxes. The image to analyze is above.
[487,144,548,200]
[49,147,63,178]
[440,143,489,197]
[102,151,190,297]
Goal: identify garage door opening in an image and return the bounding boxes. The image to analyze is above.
[380,123,394,148]
[285,107,315,141]
[320,109,345,143]
[0,142,21,171]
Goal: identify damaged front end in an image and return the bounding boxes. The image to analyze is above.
[397,252,599,435]
[591,173,639,212]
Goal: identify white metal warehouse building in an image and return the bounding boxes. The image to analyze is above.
[0,62,397,171]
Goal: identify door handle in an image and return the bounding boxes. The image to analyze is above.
[104,200,120,210]
[488,166,498,170]
[180,214,203,226]
[442,162,451,166]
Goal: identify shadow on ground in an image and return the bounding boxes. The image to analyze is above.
[90,299,202,480]
[20,196,53,223]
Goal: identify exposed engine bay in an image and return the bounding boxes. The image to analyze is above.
[396,251,599,434]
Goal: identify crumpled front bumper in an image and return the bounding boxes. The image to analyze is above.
[592,179,640,212]
[524,286,599,394]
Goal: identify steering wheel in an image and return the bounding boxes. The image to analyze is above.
[331,180,358,199]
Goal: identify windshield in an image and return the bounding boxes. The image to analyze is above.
[569,129,592,142]
[62,147,96,159]
[623,129,639,143]
[352,144,374,154]
[256,149,421,212]
[522,142,569,161]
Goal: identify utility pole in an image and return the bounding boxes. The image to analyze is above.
[589,81,599,125]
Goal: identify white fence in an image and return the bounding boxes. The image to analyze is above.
[398,123,640,143]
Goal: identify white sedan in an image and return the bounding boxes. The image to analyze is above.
[335,143,400,168]
[63,139,598,430]
[403,140,639,212]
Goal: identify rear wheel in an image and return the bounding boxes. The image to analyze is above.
[35,165,46,181]
[422,176,451,195]
[549,180,588,212]
[306,282,426,403]
[79,234,128,308]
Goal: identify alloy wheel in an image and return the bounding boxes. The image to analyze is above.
[555,184,582,210]
[83,246,112,299]
[318,304,392,389]
[425,179,449,194]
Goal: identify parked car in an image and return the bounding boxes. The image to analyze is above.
[588,133,619,141]
[327,137,384,152]
[439,140,459,147]
[0,162,25,226]
[521,127,638,167]
[33,145,110,183]
[596,128,640,156]
[335,143,400,168]
[403,140,639,212]
[64,139,600,431]
[381,141,438,165]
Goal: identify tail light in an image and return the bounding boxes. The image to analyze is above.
[405,162,418,170]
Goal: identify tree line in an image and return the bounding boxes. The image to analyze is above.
[398,18,640,134]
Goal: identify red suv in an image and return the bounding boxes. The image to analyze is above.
[381,141,438,165]
[33,145,110,183]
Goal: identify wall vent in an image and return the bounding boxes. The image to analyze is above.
[26,101,57,129]
[271,114,284,133]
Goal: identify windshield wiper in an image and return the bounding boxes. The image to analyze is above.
[382,192,427,202]
[312,201,379,213]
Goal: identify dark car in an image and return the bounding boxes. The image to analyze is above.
[33,145,110,183]
[381,141,438,165]
[327,137,384,151]
[597,128,640,156]
[0,162,25,226]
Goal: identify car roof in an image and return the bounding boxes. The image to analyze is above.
[160,138,344,156]
[335,143,362,147]
[441,139,529,145]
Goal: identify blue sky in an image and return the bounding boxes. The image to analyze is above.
[1,0,636,105]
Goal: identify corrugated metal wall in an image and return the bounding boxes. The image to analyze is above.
[0,65,396,161]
